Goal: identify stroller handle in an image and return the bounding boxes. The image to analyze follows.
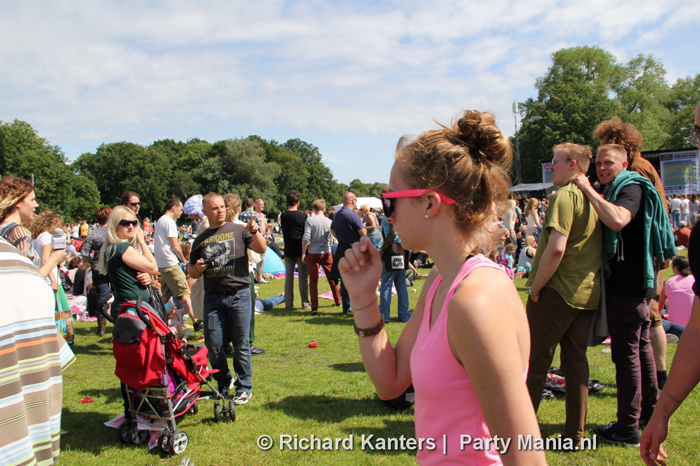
[133,296,155,330]
[99,293,115,323]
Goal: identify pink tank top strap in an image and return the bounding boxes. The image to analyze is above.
[425,255,506,322]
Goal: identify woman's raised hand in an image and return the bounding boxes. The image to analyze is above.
[339,236,382,302]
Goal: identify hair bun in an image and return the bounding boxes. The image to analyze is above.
[453,110,511,165]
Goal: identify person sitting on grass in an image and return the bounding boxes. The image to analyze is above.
[658,255,695,340]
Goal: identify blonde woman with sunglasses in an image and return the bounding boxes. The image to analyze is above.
[340,110,545,465]
[98,206,157,317]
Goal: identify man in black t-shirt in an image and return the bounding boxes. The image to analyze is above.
[280,190,310,311]
[573,144,676,447]
[189,193,267,405]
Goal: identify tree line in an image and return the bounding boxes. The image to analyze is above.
[0,121,383,221]
[2,46,698,221]
[517,46,700,182]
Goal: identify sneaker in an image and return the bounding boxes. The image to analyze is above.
[233,391,252,405]
[258,278,269,284]
[302,303,312,311]
[310,309,318,316]
[666,334,679,343]
[594,422,640,447]
[250,345,266,355]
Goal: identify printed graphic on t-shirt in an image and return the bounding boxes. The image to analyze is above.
[200,230,236,277]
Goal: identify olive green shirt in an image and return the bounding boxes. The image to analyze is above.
[526,181,602,309]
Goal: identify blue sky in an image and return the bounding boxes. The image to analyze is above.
[1,0,698,185]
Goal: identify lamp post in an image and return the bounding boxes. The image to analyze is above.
[512,101,522,186]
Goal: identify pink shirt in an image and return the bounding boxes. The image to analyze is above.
[665,275,695,327]
[410,255,504,465]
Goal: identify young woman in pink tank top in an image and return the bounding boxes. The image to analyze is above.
[339,111,546,465]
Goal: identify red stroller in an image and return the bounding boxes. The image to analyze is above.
[106,296,234,455]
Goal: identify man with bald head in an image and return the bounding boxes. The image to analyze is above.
[188,193,267,405]
[329,192,367,314]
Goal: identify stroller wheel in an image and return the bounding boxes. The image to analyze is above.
[169,430,189,455]
[190,401,199,415]
[213,402,222,422]
[129,424,148,445]
[158,430,172,454]
[118,420,134,444]
[228,399,236,422]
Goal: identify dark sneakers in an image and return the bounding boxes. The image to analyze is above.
[594,422,640,447]
[309,309,318,316]
[250,345,265,355]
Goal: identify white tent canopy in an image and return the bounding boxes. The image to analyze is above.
[509,183,557,196]
[333,196,383,212]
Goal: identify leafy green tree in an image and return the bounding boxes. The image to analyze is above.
[248,136,309,211]
[0,119,100,222]
[665,74,700,148]
[616,54,672,150]
[73,142,172,217]
[348,179,370,197]
[518,46,624,182]
[197,138,281,212]
[282,138,345,207]
[61,174,102,222]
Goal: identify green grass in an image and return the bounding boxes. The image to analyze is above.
[59,269,700,465]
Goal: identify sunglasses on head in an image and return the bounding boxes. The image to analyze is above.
[118,219,139,227]
[381,189,455,218]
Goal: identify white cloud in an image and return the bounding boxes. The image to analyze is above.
[0,0,696,183]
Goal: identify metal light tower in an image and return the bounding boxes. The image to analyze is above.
[512,101,522,186]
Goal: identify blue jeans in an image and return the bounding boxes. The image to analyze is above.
[380,267,411,323]
[662,319,685,338]
[258,294,285,311]
[92,271,111,316]
[671,211,681,229]
[204,287,252,392]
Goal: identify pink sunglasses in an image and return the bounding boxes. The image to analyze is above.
[381,189,455,217]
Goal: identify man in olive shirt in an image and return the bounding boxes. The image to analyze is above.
[525,143,602,448]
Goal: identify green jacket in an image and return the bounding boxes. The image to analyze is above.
[603,170,676,290]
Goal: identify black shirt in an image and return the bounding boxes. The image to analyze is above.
[190,222,253,293]
[280,210,307,258]
[607,184,655,298]
[689,221,700,297]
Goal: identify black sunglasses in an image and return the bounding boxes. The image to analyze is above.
[118,219,139,227]
[128,202,141,206]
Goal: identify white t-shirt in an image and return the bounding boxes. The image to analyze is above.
[681,198,690,214]
[670,198,682,212]
[32,232,57,284]
[154,215,179,268]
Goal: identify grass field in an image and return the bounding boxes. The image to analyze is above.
[58,267,700,465]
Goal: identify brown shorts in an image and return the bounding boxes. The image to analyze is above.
[159,265,190,304]
[650,298,662,328]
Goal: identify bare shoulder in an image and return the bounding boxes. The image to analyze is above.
[448,265,525,328]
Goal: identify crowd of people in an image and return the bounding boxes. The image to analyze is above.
[1,103,700,465]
